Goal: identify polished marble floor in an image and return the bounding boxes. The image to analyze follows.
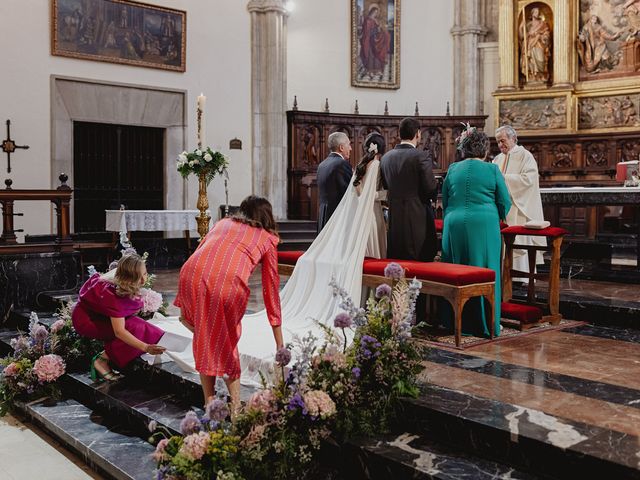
[153,267,640,461]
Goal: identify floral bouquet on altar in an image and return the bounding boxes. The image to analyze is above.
[176,147,228,185]
[150,262,424,479]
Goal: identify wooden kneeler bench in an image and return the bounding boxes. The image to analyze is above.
[501,225,568,330]
[277,251,496,348]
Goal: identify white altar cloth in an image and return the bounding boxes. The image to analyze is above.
[540,186,640,193]
[105,209,200,233]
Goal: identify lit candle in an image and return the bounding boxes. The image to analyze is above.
[197,93,206,149]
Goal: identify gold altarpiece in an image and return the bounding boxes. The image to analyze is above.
[494,0,640,238]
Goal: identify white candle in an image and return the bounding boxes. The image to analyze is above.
[197,93,206,148]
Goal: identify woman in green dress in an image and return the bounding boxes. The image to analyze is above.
[441,126,512,337]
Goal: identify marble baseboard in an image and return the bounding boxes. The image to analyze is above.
[0,252,80,325]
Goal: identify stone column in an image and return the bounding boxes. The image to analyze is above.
[553,0,572,87]
[247,0,288,219]
[451,0,488,115]
[497,0,516,90]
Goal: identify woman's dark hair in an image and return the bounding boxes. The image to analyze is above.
[353,132,386,187]
[458,129,490,160]
[232,195,279,237]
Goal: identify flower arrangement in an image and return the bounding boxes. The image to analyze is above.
[455,122,477,152]
[0,313,67,415]
[176,147,228,186]
[151,262,424,479]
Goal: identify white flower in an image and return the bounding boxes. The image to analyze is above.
[368,143,378,154]
[195,149,202,156]
[204,153,212,162]
[188,160,195,167]
[178,153,187,162]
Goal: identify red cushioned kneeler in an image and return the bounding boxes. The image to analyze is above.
[278,250,304,265]
[501,226,568,238]
[363,259,495,286]
[501,302,542,325]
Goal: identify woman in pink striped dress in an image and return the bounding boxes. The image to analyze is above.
[174,196,283,408]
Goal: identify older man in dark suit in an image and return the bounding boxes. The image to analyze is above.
[381,117,438,321]
[316,132,353,232]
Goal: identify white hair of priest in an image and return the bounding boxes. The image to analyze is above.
[496,125,518,141]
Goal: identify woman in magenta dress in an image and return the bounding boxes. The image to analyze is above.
[72,254,166,381]
[174,196,284,409]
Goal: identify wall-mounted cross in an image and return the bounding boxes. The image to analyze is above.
[2,120,29,173]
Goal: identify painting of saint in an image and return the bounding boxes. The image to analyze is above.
[352,0,400,89]
[52,0,186,72]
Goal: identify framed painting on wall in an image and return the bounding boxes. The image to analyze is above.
[51,0,186,72]
[351,0,400,89]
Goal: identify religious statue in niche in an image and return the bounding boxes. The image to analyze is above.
[578,94,640,129]
[499,97,566,131]
[585,142,608,167]
[421,128,443,166]
[518,5,553,85]
[551,143,573,168]
[300,126,319,167]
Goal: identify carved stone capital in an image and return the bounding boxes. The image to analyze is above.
[247,0,288,15]
[450,25,489,37]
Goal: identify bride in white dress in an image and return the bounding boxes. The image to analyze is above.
[156,133,388,386]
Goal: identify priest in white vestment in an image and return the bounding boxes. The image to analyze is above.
[493,125,546,275]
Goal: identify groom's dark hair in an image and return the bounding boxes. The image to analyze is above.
[399,117,420,140]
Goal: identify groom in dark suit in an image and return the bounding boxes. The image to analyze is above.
[316,132,353,232]
[381,117,438,320]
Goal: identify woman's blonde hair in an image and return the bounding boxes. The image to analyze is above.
[114,253,145,298]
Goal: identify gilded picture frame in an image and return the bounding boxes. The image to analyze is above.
[51,0,186,72]
[351,0,400,89]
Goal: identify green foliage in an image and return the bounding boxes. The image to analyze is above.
[176,147,228,186]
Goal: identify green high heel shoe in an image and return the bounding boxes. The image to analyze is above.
[90,352,121,382]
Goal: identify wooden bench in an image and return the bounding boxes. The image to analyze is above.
[277,251,496,348]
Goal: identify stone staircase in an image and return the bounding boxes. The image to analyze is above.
[277,220,317,251]
[2,306,639,479]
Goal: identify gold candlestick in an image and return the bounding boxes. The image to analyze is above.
[196,171,211,241]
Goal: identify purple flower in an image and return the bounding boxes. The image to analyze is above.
[375,284,392,298]
[359,335,382,361]
[384,262,404,280]
[275,347,292,366]
[121,247,138,257]
[32,325,49,344]
[333,312,352,329]
[287,393,308,415]
[351,367,361,379]
[10,336,29,354]
[204,398,229,423]
[108,261,118,271]
[179,411,201,435]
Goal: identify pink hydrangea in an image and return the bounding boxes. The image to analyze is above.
[33,354,65,382]
[140,288,163,314]
[303,390,336,418]
[152,438,169,462]
[247,389,276,414]
[179,431,210,460]
[3,362,19,377]
[50,320,66,334]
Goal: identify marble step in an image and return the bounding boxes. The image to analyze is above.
[401,384,640,480]
[511,286,640,329]
[16,398,157,480]
[345,432,536,480]
[62,371,200,437]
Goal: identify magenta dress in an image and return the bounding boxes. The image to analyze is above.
[72,273,164,369]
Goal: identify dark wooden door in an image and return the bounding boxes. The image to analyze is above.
[73,122,164,233]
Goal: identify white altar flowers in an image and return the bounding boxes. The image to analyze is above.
[176,146,228,186]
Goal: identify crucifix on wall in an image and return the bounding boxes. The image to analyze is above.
[2,120,29,174]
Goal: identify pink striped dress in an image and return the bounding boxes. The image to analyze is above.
[174,218,281,378]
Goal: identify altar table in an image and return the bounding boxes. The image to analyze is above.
[540,187,640,269]
[105,210,200,234]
